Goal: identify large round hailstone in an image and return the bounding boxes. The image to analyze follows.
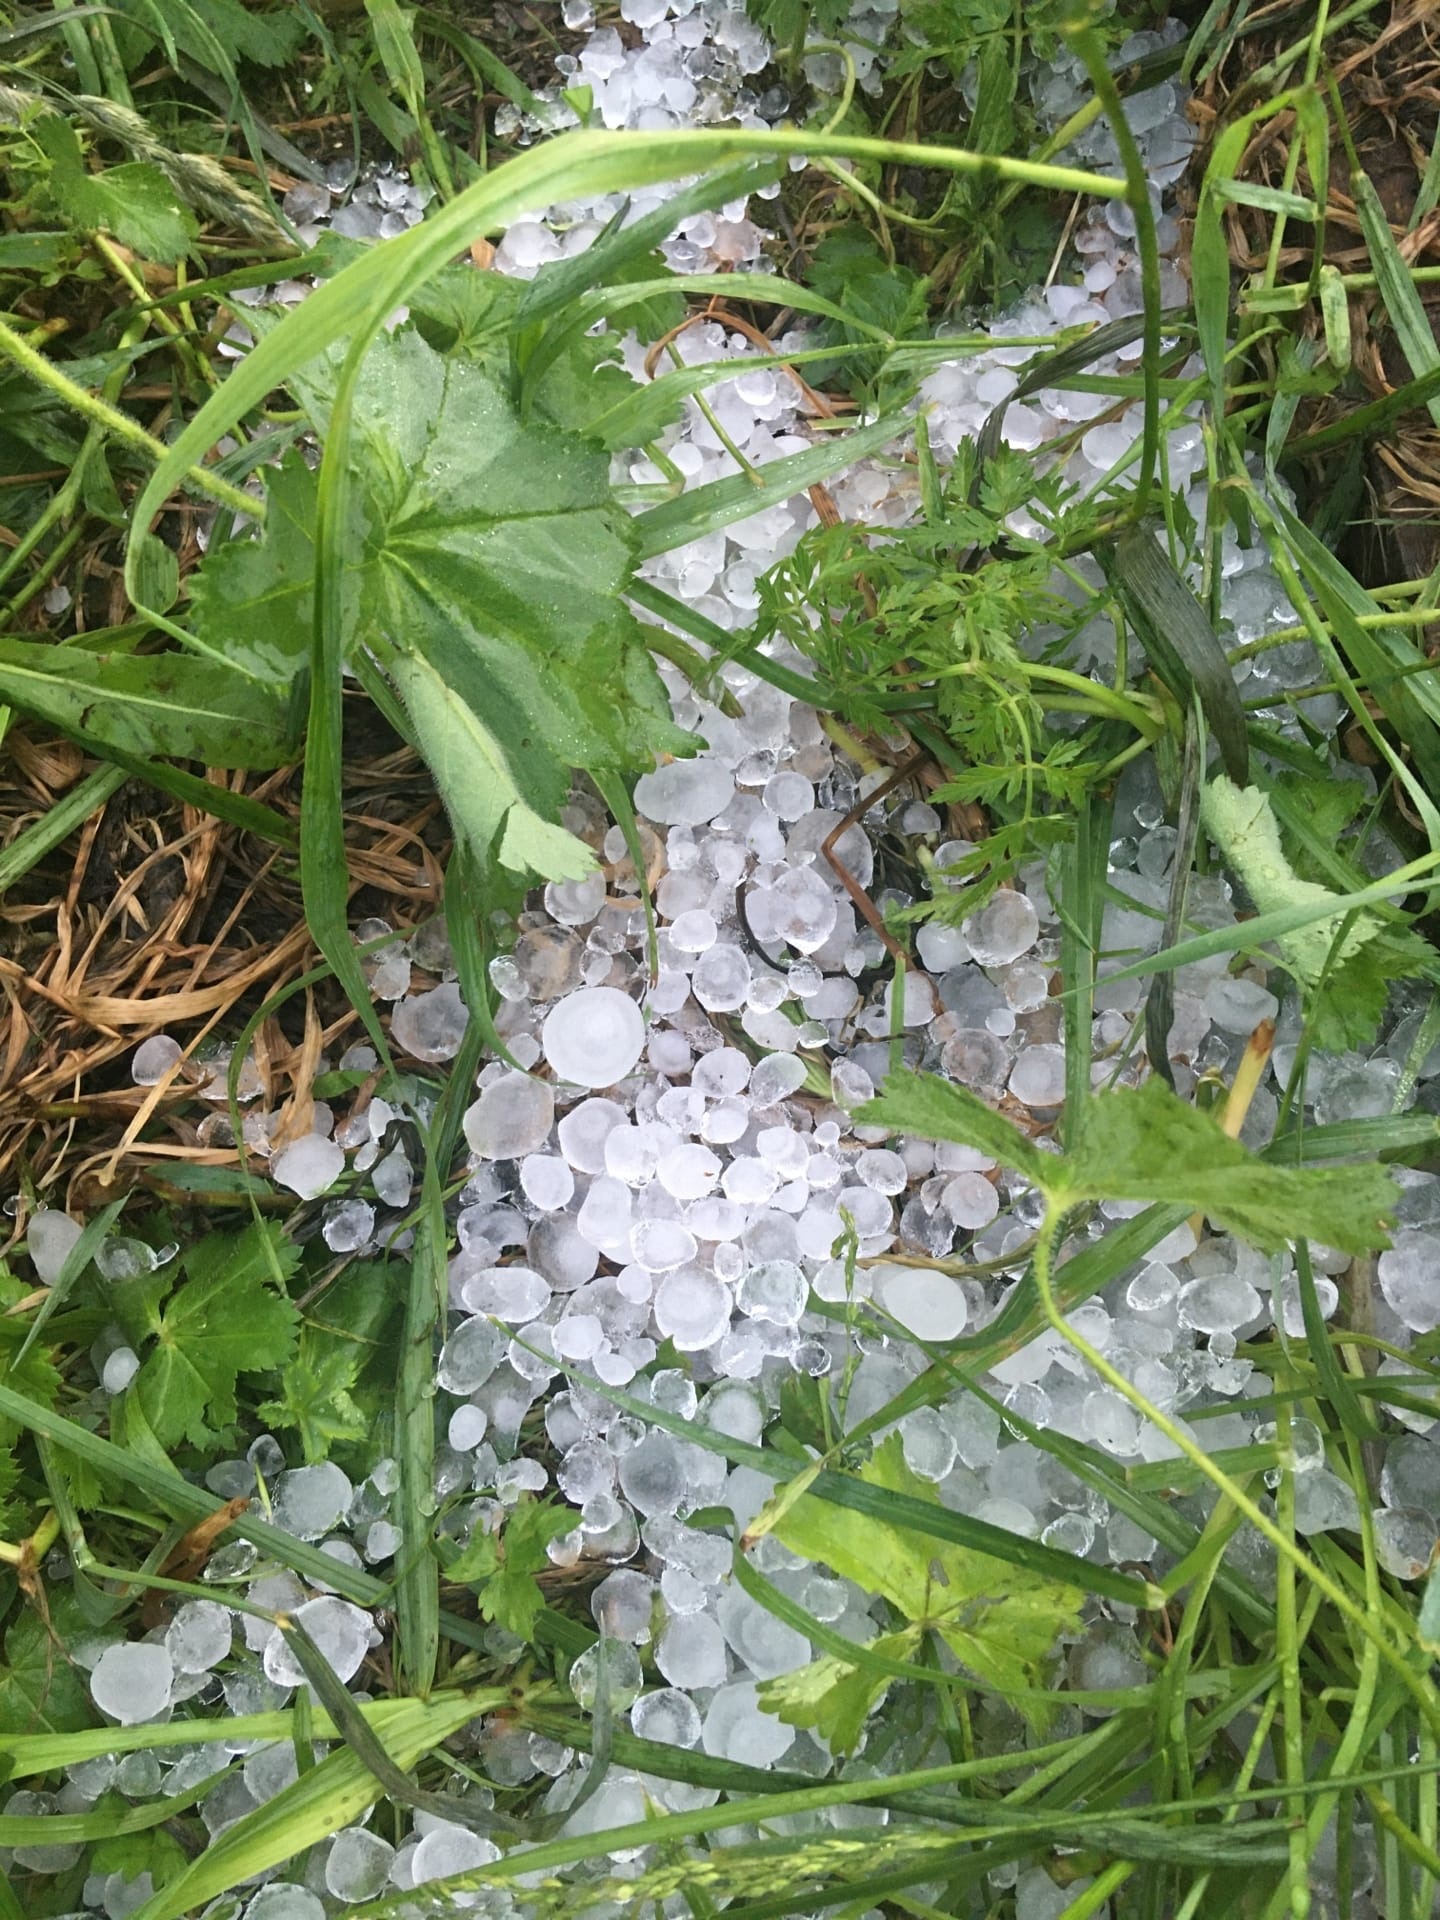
[90,1642,175,1724]
[542,988,644,1089]
[877,1264,969,1341]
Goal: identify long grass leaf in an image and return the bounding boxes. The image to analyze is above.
[634,410,909,557]
[126,1693,485,1920]
[1353,173,1440,425]
[1113,527,1249,784]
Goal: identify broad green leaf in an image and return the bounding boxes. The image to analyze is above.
[1061,1076,1396,1255]
[129,1223,300,1449]
[0,638,290,767]
[185,452,318,681]
[855,1068,1053,1186]
[33,116,196,261]
[760,1628,920,1754]
[389,649,596,886]
[0,1602,96,1736]
[190,326,688,897]
[771,1437,1081,1723]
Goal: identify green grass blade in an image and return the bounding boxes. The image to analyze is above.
[634,409,910,558]
[126,1693,488,1920]
[1354,172,1440,426]
[0,762,126,894]
[1113,526,1249,784]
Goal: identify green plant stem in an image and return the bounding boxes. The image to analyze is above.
[1274,1400,1311,1920]
[1058,1860,1136,1917]
[0,515,86,618]
[1030,1199,1440,1735]
[92,232,218,394]
[1063,28,1161,518]
[0,317,260,521]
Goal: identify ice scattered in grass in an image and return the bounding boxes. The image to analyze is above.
[271,1135,344,1199]
[25,1208,83,1282]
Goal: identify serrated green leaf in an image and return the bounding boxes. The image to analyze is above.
[855,1067,1053,1186]
[1061,1076,1396,1254]
[0,637,288,767]
[257,1345,369,1463]
[759,1630,918,1753]
[770,1437,1081,1728]
[0,1601,96,1736]
[191,327,688,897]
[34,117,196,261]
[446,1497,576,1640]
[131,1224,300,1449]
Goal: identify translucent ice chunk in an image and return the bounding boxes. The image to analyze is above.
[390,983,469,1062]
[463,1072,554,1160]
[632,1687,702,1748]
[876,1263,968,1339]
[271,1136,344,1200]
[326,1828,396,1903]
[702,1679,793,1763]
[25,1210,84,1283]
[272,1463,352,1540]
[132,1034,183,1084]
[263,1596,372,1687]
[634,757,735,826]
[166,1600,233,1674]
[654,1267,731,1350]
[1378,1231,1440,1332]
[656,1610,728,1688]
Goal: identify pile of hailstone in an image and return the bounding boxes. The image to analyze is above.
[8,5,1436,1918]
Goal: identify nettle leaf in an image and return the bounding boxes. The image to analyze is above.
[193,326,689,896]
[33,116,196,262]
[867,1067,1396,1255]
[857,1069,1053,1187]
[130,1223,300,1449]
[767,1437,1081,1739]
[1060,1077,1396,1254]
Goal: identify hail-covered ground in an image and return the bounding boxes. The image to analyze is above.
[12,4,1436,1917]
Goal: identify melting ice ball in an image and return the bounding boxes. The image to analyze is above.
[542,987,645,1088]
